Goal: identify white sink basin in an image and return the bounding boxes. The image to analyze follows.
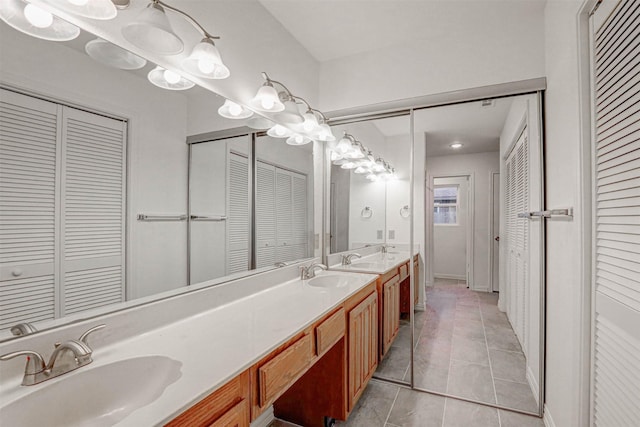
[307,274,359,288]
[0,355,182,427]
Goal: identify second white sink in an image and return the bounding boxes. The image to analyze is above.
[0,355,182,427]
[307,274,360,289]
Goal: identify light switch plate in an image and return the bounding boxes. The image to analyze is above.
[377,230,383,239]
[389,230,395,239]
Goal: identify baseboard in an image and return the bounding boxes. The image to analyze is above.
[414,303,425,311]
[543,404,557,427]
[250,406,275,427]
[434,274,466,280]
[526,365,540,406]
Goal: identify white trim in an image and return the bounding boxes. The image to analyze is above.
[488,171,500,293]
[250,406,275,427]
[434,274,466,281]
[543,405,557,427]
[527,364,540,406]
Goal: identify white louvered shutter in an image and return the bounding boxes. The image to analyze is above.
[0,89,58,328]
[227,153,249,274]
[275,169,293,264]
[256,161,276,268]
[61,107,126,315]
[291,171,308,260]
[591,0,640,424]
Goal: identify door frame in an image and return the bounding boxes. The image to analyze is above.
[489,171,500,292]
[426,173,475,289]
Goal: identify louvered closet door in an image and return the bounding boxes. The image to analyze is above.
[227,153,249,274]
[275,169,293,264]
[256,161,276,268]
[0,89,59,328]
[591,0,640,424]
[61,107,126,315]
[291,171,308,261]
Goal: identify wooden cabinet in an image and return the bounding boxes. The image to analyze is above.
[381,275,400,356]
[166,371,250,427]
[347,291,378,409]
[316,308,346,356]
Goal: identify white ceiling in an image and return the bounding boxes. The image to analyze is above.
[258,0,546,62]
[369,97,513,157]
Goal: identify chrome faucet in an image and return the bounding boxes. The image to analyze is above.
[300,262,328,280]
[341,253,362,265]
[381,244,396,254]
[0,324,105,386]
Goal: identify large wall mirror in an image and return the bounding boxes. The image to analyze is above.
[0,19,321,340]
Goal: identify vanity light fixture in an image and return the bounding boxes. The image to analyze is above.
[246,116,274,130]
[42,0,117,20]
[286,134,312,146]
[122,1,183,55]
[267,124,292,138]
[249,81,285,112]
[85,38,147,70]
[182,38,229,79]
[450,142,463,149]
[0,0,80,41]
[147,65,194,90]
[275,98,304,124]
[218,99,253,119]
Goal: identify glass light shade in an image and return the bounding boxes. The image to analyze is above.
[301,111,319,133]
[218,99,253,119]
[341,162,357,170]
[336,137,352,155]
[182,38,230,79]
[267,124,292,138]
[354,166,370,174]
[122,2,183,55]
[286,134,312,146]
[330,151,342,162]
[332,158,348,166]
[246,116,274,130]
[317,123,336,142]
[46,0,117,20]
[249,84,284,112]
[85,38,146,70]
[147,66,194,90]
[366,173,379,182]
[275,100,303,124]
[345,146,365,159]
[372,159,386,172]
[0,0,80,41]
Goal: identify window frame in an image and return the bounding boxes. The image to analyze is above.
[433,184,460,226]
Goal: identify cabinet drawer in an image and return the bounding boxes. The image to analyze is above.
[316,308,345,356]
[208,399,249,427]
[258,334,314,407]
[166,371,249,427]
[399,263,409,281]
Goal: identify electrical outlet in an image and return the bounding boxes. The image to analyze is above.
[389,230,395,239]
[377,230,383,239]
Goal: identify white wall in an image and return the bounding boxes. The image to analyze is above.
[426,151,500,291]
[0,26,189,300]
[318,2,546,112]
[543,1,590,425]
[433,176,468,280]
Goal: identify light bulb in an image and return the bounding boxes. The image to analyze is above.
[163,69,181,84]
[24,4,53,28]
[262,98,275,110]
[198,59,216,74]
[228,102,242,117]
[276,126,287,136]
[294,135,304,144]
[68,0,89,5]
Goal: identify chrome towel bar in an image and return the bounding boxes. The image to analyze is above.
[518,208,573,219]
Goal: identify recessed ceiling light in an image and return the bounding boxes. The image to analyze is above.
[450,143,463,149]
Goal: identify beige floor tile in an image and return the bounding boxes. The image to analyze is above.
[489,348,528,383]
[499,409,545,427]
[447,359,496,404]
[494,379,538,412]
[451,335,490,366]
[387,388,446,427]
[336,380,399,427]
[442,398,500,427]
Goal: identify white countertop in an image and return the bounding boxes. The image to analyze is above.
[0,270,378,426]
[329,251,413,275]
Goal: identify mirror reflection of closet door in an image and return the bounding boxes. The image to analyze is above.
[188,136,249,285]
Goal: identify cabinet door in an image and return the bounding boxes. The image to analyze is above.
[382,276,400,356]
[208,400,249,427]
[348,291,378,410]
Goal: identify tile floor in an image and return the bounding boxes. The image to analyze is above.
[271,279,544,427]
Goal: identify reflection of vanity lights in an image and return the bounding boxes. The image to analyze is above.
[0,0,81,41]
[267,124,293,138]
[85,38,147,70]
[286,134,312,146]
[450,142,463,149]
[147,66,195,90]
[218,100,253,119]
[330,131,396,181]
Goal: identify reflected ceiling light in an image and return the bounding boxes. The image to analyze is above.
[246,116,274,130]
[267,124,292,138]
[450,142,463,149]
[122,1,183,55]
[147,66,194,90]
[286,134,312,146]
[85,38,147,70]
[218,99,253,119]
[275,98,303,124]
[182,37,229,79]
[0,0,80,41]
[46,0,117,20]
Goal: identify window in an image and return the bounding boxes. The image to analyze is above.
[434,185,459,225]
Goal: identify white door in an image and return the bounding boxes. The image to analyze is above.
[590,0,640,423]
[433,176,468,281]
